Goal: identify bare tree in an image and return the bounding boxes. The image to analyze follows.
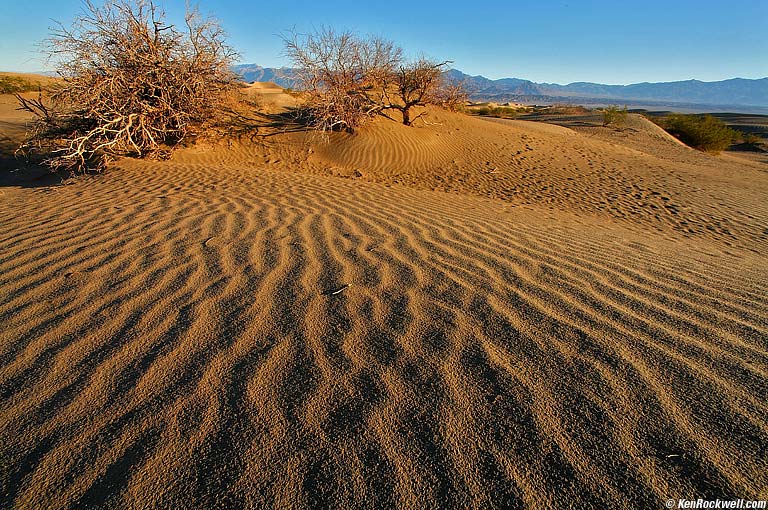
[433,75,469,112]
[282,29,466,131]
[18,0,237,171]
[382,58,467,125]
[282,28,402,132]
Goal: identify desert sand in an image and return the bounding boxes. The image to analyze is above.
[1,85,766,509]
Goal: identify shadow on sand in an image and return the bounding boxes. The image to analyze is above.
[0,106,313,188]
[0,142,68,189]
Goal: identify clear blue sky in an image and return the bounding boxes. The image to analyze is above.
[1,0,766,84]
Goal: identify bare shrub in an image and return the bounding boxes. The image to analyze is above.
[18,0,237,171]
[382,58,466,125]
[282,28,402,132]
[434,76,470,112]
[741,132,763,147]
[282,28,466,131]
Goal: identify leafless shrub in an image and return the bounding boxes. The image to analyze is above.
[18,0,237,171]
[382,58,467,125]
[282,28,401,132]
[434,76,470,112]
[282,28,466,131]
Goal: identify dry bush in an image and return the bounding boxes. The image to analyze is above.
[382,58,467,125]
[282,28,402,132]
[434,76,470,112]
[18,0,237,171]
[283,28,466,131]
[741,132,763,147]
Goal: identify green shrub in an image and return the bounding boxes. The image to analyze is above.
[0,75,40,94]
[663,114,739,153]
[602,105,627,127]
[544,104,590,115]
[473,105,520,118]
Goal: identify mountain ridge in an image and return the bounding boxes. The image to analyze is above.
[233,64,768,109]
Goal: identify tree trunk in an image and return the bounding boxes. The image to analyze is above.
[401,107,410,126]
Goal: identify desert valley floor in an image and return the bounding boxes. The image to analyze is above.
[0,85,766,509]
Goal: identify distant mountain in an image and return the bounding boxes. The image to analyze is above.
[538,78,768,107]
[232,65,298,88]
[443,70,541,96]
[232,64,768,109]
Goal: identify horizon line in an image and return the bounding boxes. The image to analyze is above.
[3,66,767,88]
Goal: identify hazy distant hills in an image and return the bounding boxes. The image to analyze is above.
[233,64,768,110]
[232,65,296,86]
[543,78,768,107]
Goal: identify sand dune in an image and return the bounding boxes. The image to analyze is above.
[200,106,768,249]
[0,93,34,157]
[242,82,300,112]
[1,88,767,508]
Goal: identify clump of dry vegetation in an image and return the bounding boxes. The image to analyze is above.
[282,28,467,132]
[381,57,467,125]
[281,28,400,131]
[740,132,764,149]
[17,0,237,171]
[661,113,739,153]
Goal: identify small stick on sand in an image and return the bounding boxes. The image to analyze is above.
[326,283,351,296]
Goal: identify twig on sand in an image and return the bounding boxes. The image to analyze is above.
[325,283,351,296]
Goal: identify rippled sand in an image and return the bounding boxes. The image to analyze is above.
[1,88,766,508]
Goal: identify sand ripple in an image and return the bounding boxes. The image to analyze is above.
[1,161,766,509]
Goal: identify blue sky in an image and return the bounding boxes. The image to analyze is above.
[1,0,766,84]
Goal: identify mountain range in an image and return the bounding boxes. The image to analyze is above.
[233,64,768,111]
